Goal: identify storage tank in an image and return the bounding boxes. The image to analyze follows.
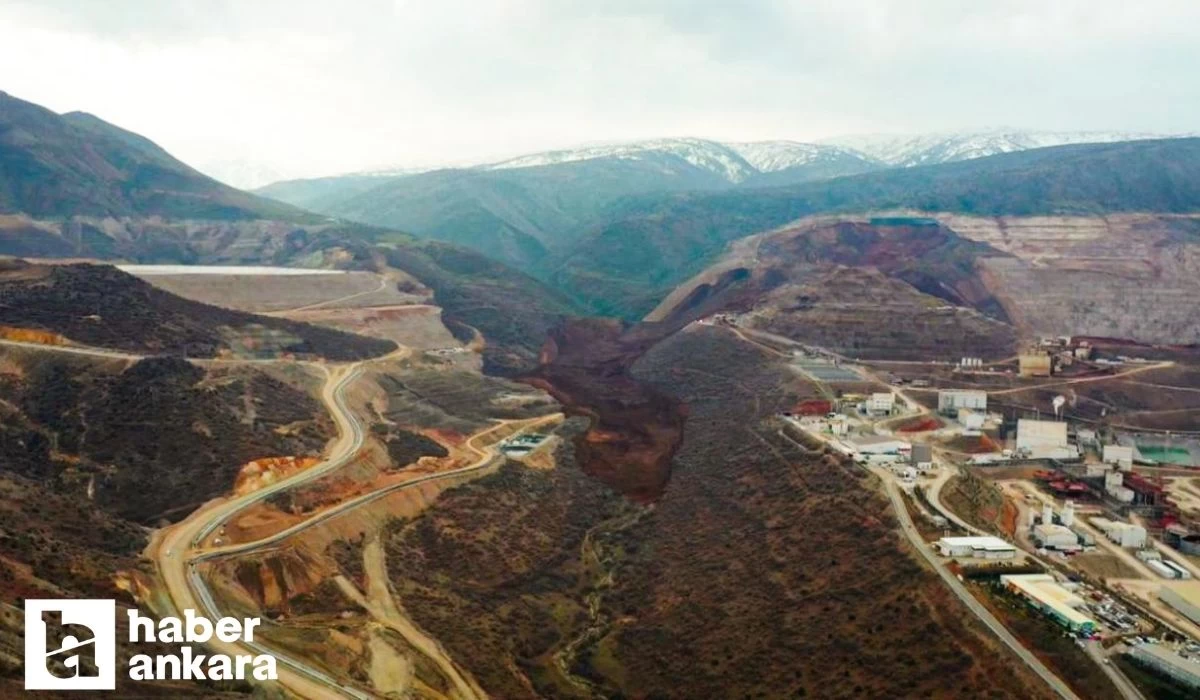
[1062,500,1075,527]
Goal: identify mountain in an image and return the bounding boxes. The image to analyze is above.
[256,131,1190,278]
[823,128,1169,167]
[255,138,883,268]
[0,91,578,376]
[0,91,307,221]
[549,137,1200,317]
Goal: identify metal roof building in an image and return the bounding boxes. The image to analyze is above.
[1000,574,1096,633]
[937,389,987,414]
[1159,580,1200,625]
[1125,644,1200,690]
[935,536,1016,559]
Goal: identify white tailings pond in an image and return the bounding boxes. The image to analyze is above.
[118,265,345,276]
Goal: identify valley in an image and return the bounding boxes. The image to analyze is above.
[3,83,1200,700]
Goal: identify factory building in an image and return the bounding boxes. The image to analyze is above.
[957,408,985,431]
[1034,524,1081,551]
[910,444,933,471]
[849,435,910,457]
[935,536,1016,559]
[1016,419,1076,460]
[1089,517,1148,548]
[1125,644,1200,690]
[1104,471,1136,503]
[867,392,896,414]
[1158,581,1200,626]
[937,389,987,414]
[1103,445,1135,470]
[1019,353,1053,377]
[1000,574,1096,633]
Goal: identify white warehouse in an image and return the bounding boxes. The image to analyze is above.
[937,390,987,414]
[1102,445,1135,470]
[849,435,910,456]
[935,536,1016,560]
[1016,419,1076,460]
[867,392,896,414]
[1089,517,1147,548]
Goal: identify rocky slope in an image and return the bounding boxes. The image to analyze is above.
[653,212,1200,349]
[551,137,1200,317]
[0,259,396,360]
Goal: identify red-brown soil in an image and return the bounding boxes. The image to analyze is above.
[525,318,686,502]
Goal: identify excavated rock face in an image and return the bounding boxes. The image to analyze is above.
[939,213,1200,344]
[654,212,1200,349]
[650,218,1019,359]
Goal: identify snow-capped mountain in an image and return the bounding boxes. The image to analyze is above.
[485,138,759,183]
[725,140,880,172]
[821,129,1169,167]
[481,137,881,184]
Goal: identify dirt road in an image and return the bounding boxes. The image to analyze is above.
[151,364,375,699]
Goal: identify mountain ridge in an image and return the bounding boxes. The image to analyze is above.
[0,90,311,221]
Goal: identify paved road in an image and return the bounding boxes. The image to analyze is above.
[159,366,555,699]
[876,469,1081,699]
[154,365,375,700]
[197,412,561,561]
[924,462,988,535]
[1085,641,1147,700]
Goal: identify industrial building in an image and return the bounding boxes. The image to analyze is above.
[935,536,1016,559]
[1148,559,1181,579]
[1033,523,1081,551]
[1158,581,1200,625]
[848,435,910,456]
[1088,517,1148,548]
[1019,353,1053,377]
[1104,471,1136,503]
[1016,419,1076,460]
[1000,574,1096,633]
[1125,644,1200,690]
[957,408,985,431]
[1103,444,1135,470]
[867,392,896,414]
[910,444,933,471]
[937,389,987,414]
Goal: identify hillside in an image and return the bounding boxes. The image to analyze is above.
[0,91,307,221]
[550,137,1200,317]
[261,152,736,268]
[379,325,1050,698]
[0,259,396,360]
[0,345,331,696]
[378,240,577,375]
[257,139,882,269]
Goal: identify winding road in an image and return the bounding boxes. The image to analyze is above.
[154,357,558,699]
[153,364,375,700]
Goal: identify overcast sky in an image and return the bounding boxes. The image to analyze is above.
[2,0,1198,186]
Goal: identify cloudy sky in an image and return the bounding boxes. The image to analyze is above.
[2,0,1197,186]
